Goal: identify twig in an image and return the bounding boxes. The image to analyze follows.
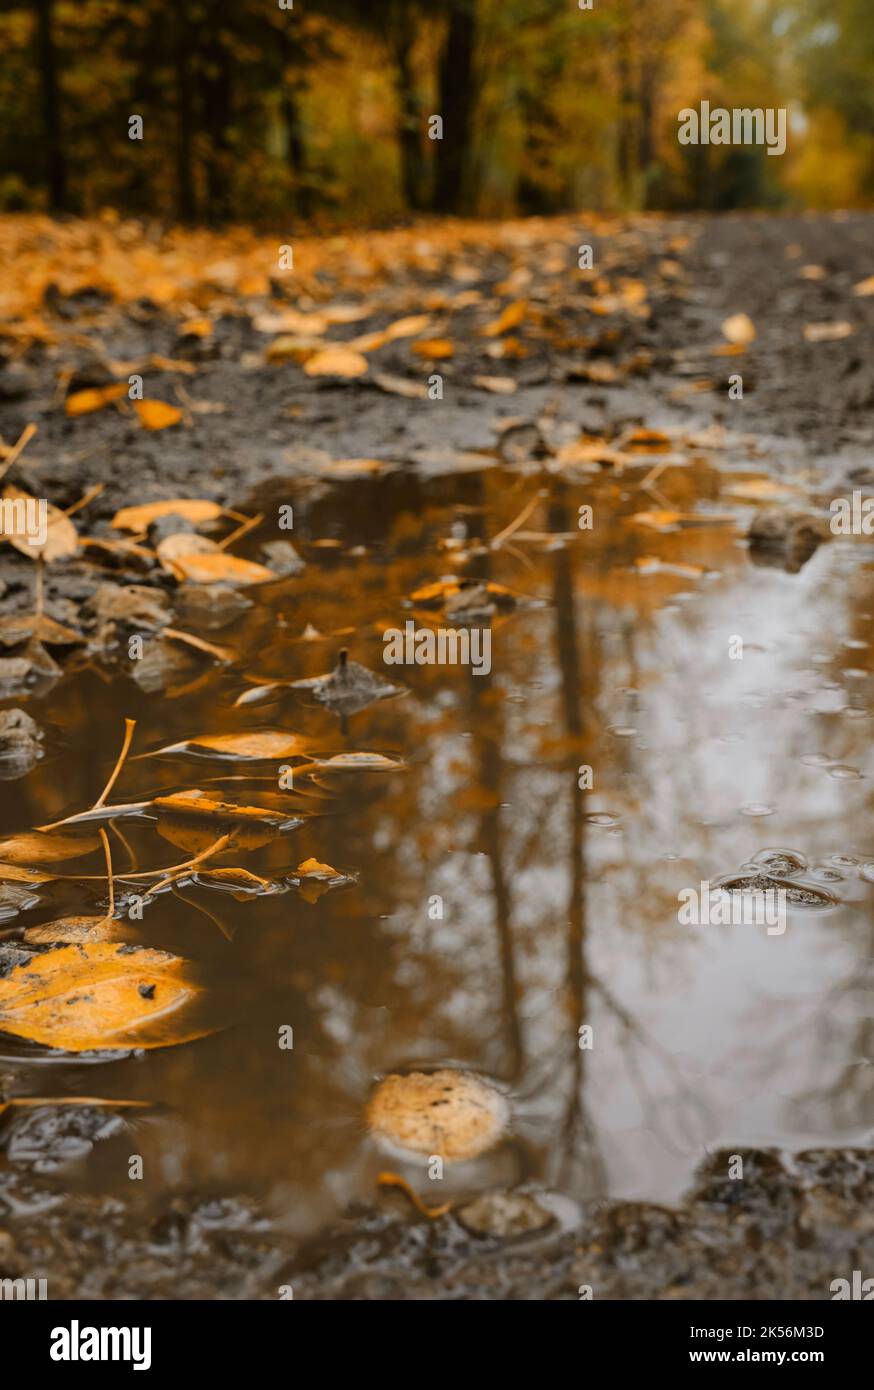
[0,423,37,485]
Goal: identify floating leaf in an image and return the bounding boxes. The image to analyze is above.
[156,534,274,586]
[112,499,223,532]
[289,649,405,715]
[0,943,206,1052]
[0,830,100,865]
[367,1069,509,1161]
[149,731,312,760]
[23,915,134,946]
[312,752,405,772]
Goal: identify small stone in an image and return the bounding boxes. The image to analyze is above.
[456,1190,554,1239]
[0,707,44,779]
[260,540,305,577]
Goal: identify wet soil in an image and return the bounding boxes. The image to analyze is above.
[2,211,874,1299]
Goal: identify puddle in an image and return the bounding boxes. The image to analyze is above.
[2,458,874,1221]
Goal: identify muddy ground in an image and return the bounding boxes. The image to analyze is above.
[2,210,874,1299]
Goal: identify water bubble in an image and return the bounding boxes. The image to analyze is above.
[740,803,776,817]
[585,812,621,827]
[607,725,638,738]
[828,765,863,780]
[801,753,831,766]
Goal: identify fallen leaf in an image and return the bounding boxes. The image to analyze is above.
[480,299,528,337]
[412,338,454,359]
[1,486,78,562]
[472,375,517,394]
[367,1069,509,1161]
[372,372,428,399]
[23,915,133,945]
[0,943,206,1052]
[803,321,854,343]
[134,400,183,430]
[853,276,874,297]
[312,752,405,772]
[722,312,756,345]
[149,731,312,760]
[112,499,223,532]
[0,830,100,865]
[64,383,128,417]
[303,347,369,378]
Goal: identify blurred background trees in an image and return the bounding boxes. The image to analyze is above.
[0,0,871,225]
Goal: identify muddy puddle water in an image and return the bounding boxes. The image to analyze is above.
[3,458,874,1228]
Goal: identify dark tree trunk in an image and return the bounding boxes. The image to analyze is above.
[200,30,233,223]
[391,13,423,210]
[34,0,67,211]
[174,1,196,222]
[434,0,477,213]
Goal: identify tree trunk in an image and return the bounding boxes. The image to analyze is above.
[200,28,233,223]
[392,17,423,211]
[174,1,196,222]
[34,0,67,211]
[434,0,477,213]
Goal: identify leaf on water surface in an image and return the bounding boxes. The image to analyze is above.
[293,857,357,903]
[0,863,54,883]
[302,346,369,378]
[367,1069,509,1162]
[148,731,312,760]
[64,383,128,417]
[0,1096,150,1120]
[0,830,100,865]
[723,478,804,503]
[311,752,405,772]
[1,487,78,562]
[629,509,735,532]
[134,400,183,430]
[0,943,207,1052]
[156,534,274,586]
[853,275,874,297]
[161,628,234,663]
[191,866,278,897]
[152,790,296,823]
[112,499,223,532]
[721,312,756,345]
[289,649,406,714]
[23,915,136,946]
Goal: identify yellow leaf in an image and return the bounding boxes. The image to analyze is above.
[0,943,206,1052]
[480,299,528,337]
[385,314,431,340]
[722,313,756,345]
[366,1069,509,1162]
[0,830,99,865]
[412,338,454,359]
[64,383,128,417]
[24,916,134,946]
[1,486,78,562]
[134,399,183,430]
[112,499,223,532]
[296,857,339,877]
[803,321,854,343]
[303,347,369,378]
[152,731,312,760]
[853,276,874,297]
